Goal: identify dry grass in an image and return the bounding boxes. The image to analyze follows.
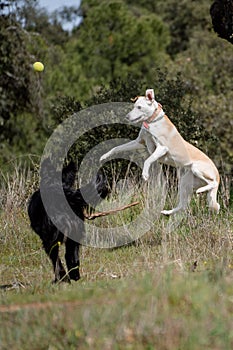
[0,164,232,349]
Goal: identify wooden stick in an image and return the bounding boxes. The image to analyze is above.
[84,201,140,220]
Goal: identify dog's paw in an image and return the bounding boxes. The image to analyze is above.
[142,171,149,181]
[100,153,110,163]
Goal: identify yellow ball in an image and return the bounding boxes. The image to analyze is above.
[33,61,44,72]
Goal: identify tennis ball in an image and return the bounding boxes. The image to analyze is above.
[33,61,44,72]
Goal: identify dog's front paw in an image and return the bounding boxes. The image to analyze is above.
[100,152,111,163]
[142,171,149,181]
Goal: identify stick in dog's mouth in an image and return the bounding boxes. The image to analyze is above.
[84,201,140,220]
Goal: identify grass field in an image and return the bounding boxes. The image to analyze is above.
[0,165,232,349]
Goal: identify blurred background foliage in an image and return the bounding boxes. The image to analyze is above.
[0,0,232,175]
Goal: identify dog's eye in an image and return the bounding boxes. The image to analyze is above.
[137,106,142,110]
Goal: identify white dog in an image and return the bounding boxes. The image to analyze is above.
[100,89,220,215]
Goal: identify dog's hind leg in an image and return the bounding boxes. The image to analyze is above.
[196,181,218,194]
[65,238,80,281]
[191,162,220,213]
[191,162,218,193]
[207,186,220,213]
[191,163,220,211]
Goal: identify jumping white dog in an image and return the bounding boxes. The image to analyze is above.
[100,89,220,215]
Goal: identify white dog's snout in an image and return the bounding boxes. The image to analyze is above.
[126,109,145,123]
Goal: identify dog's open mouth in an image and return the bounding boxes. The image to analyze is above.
[126,113,146,124]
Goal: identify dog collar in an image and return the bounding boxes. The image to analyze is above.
[143,105,164,129]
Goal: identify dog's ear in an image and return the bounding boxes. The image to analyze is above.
[146,89,155,101]
[131,96,139,102]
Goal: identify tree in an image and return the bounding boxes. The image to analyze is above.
[17,0,70,46]
[73,0,170,84]
[0,16,32,127]
[164,29,233,172]
[210,0,233,44]
[0,2,50,166]
[124,0,211,56]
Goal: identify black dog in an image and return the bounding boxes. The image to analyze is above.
[28,159,108,283]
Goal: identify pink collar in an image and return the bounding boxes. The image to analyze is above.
[143,104,164,129]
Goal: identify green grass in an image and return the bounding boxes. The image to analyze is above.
[0,166,233,349]
[1,265,233,350]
